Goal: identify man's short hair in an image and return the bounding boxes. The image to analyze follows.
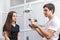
[43,3,55,13]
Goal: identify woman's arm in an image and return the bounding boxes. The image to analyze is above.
[3,31,10,40]
[17,32,20,40]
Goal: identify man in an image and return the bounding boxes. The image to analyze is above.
[58,34,60,40]
[30,3,60,40]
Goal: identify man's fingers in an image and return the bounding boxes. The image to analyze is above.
[29,24,32,28]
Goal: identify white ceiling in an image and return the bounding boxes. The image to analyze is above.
[11,0,37,6]
[26,0,37,2]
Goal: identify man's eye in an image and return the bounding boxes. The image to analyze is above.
[44,10,47,11]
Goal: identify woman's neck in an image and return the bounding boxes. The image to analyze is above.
[12,22,16,27]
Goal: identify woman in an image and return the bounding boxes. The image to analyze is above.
[3,11,20,40]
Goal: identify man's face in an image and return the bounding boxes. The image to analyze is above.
[43,7,52,17]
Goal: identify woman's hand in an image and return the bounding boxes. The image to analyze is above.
[3,31,10,40]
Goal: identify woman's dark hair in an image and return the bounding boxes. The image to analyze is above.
[3,11,16,36]
[43,3,55,13]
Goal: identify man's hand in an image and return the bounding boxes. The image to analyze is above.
[29,19,38,30]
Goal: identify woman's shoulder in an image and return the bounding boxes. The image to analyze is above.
[16,24,20,27]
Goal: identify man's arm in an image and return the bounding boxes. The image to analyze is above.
[30,20,55,39]
[29,23,44,37]
[36,26,55,39]
[35,28,44,37]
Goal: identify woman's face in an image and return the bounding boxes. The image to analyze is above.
[12,13,17,22]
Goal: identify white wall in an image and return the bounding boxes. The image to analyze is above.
[0,0,3,39]
[1,0,60,40]
[0,0,10,40]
